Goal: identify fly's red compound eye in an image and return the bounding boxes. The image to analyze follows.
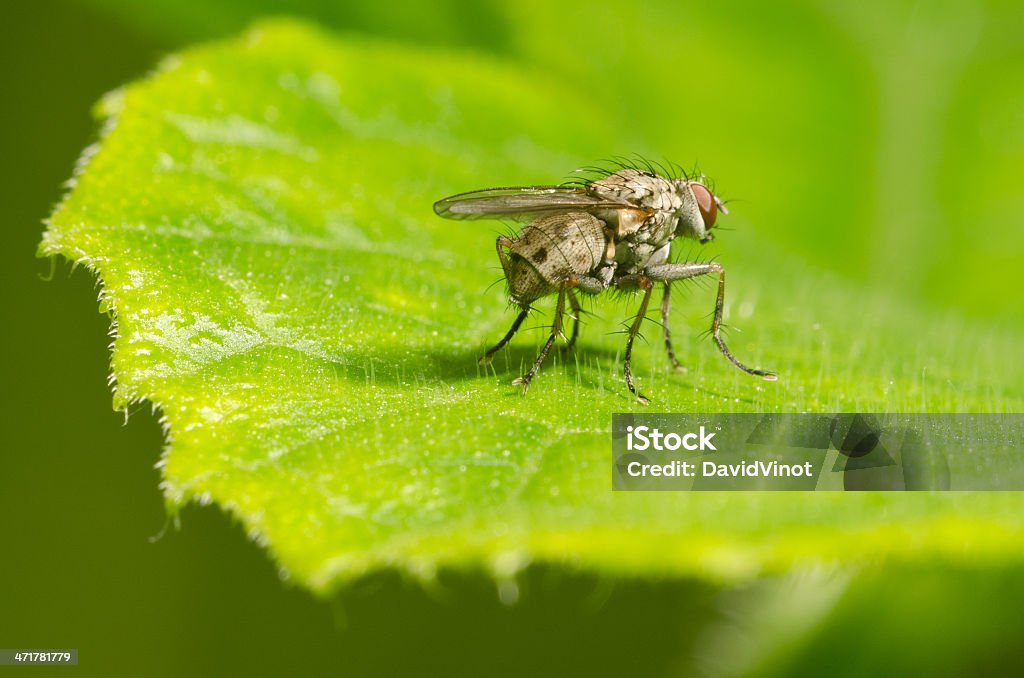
[690,182,718,228]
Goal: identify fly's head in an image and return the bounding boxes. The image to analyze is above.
[672,178,729,244]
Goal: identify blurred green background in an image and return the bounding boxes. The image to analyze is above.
[2,0,1023,675]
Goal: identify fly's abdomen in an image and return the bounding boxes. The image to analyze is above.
[513,212,606,284]
[504,212,606,304]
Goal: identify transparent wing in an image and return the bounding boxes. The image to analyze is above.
[433,185,633,221]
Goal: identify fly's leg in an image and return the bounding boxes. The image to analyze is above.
[660,282,685,372]
[494,235,515,282]
[623,276,654,405]
[707,266,777,379]
[479,235,530,365]
[561,290,582,354]
[479,308,530,365]
[645,263,777,380]
[560,272,608,354]
[512,282,568,394]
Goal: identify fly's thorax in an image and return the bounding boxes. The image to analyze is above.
[588,169,680,212]
[505,212,607,304]
[611,209,677,274]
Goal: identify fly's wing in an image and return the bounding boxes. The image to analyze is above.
[433,185,634,221]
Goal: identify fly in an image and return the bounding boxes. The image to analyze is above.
[433,162,777,404]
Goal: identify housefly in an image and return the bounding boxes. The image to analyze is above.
[433,161,776,404]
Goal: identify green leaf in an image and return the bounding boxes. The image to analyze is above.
[42,20,1024,594]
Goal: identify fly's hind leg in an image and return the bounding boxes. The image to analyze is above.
[479,307,530,365]
[479,235,529,365]
[561,290,582,354]
[646,262,777,380]
[512,282,569,394]
[660,282,686,372]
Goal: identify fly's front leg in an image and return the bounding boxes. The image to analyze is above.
[617,275,654,405]
[646,263,777,380]
[512,282,569,394]
[661,282,685,372]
